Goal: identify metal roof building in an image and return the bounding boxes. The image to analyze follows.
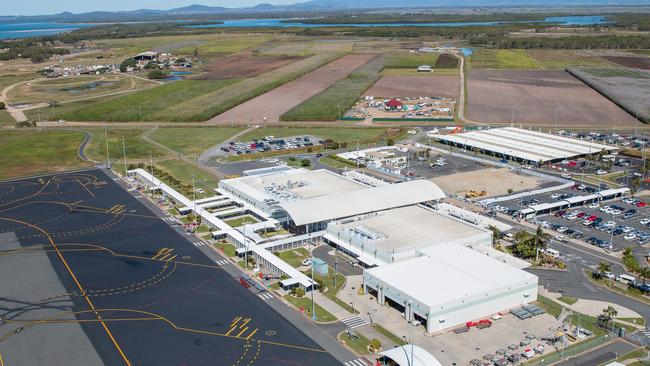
[432,127,617,163]
[364,243,538,333]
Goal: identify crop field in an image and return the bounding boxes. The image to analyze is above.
[434,54,460,69]
[466,70,639,127]
[149,127,244,156]
[384,52,440,68]
[209,53,373,124]
[0,130,90,179]
[54,79,239,122]
[469,49,541,69]
[196,51,304,80]
[82,128,168,164]
[6,75,156,105]
[526,50,616,70]
[238,126,397,144]
[567,67,650,123]
[366,74,459,98]
[602,56,650,70]
[280,56,384,121]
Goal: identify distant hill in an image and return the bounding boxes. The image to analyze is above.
[1,0,649,23]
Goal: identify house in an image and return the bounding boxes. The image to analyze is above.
[417,65,433,72]
[133,51,159,61]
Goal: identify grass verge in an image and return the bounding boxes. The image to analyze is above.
[557,295,578,305]
[371,324,407,346]
[283,294,337,322]
[339,331,371,355]
[276,248,310,268]
[0,130,91,180]
[149,127,244,156]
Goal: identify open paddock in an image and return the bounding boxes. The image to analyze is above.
[466,70,640,127]
[602,56,650,70]
[366,75,459,99]
[196,51,304,80]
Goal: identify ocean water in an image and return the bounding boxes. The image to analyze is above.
[187,15,608,29]
[0,15,608,40]
[0,22,95,40]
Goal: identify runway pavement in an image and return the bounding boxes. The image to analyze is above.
[0,168,343,366]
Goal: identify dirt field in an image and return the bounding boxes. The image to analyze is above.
[430,167,545,198]
[466,70,640,127]
[366,75,459,98]
[209,53,376,123]
[602,56,650,70]
[196,51,304,80]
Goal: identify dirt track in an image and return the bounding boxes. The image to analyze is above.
[208,53,376,124]
[365,75,459,98]
[196,51,304,80]
[466,70,640,127]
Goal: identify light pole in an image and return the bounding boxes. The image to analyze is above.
[400,336,412,366]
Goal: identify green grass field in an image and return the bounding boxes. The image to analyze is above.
[283,295,337,322]
[526,50,616,70]
[214,242,237,257]
[384,52,440,68]
[239,126,393,144]
[176,35,273,55]
[382,68,458,76]
[281,56,384,121]
[0,110,14,126]
[276,248,310,268]
[470,49,541,69]
[224,215,259,227]
[156,159,220,193]
[83,128,168,165]
[339,331,371,355]
[149,127,244,156]
[0,130,90,180]
[55,79,239,122]
[558,295,578,305]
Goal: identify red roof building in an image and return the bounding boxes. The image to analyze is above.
[385,99,403,110]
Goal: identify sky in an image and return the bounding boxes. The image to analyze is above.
[2,1,297,16]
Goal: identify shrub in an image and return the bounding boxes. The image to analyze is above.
[148,70,167,80]
[301,159,311,167]
[369,338,382,351]
[292,288,305,297]
[0,102,5,110]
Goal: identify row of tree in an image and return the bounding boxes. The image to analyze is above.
[469,35,650,50]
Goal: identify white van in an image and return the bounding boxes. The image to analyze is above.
[616,274,636,285]
[545,248,560,259]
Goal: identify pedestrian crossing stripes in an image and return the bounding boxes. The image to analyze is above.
[162,217,175,223]
[257,293,273,300]
[340,316,368,329]
[215,259,228,266]
[193,241,210,247]
[134,194,144,199]
[345,358,370,366]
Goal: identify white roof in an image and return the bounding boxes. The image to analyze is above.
[365,242,537,308]
[220,169,365,204]
[379,345,442,366]
[279,180,445,226]
[433,127,616,162]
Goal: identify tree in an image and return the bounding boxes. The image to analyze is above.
[147,70,167,80]
[639,266,649,285]
[301,159,311,167]
[488,225,501,245]
[602,305,618,320]
[596,261,612,279]
[369,338,381,351]
[0,101,5,110]
[119,58,137,72]
[292,287,305,297]
[511,231,536,259]
[532,225,551,253]
[387,139,394,146]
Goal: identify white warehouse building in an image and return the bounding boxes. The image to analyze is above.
[364,243,538,334]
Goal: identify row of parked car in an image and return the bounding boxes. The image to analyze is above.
[220,136,317,155]
[556,130,649,149]
[550,207,650,245]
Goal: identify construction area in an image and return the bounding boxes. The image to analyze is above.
[345,96,455,120]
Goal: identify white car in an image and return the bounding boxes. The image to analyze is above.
[589,202,600,208]
[596,170,608,175]
[561,173,572,179]
[301,258,312,266]
[604,221,616,228]
[557,227,569,233]
[583,220,594,226]
[622,226,634,233]
[551,193,561,199]
[641,218,650,225]
[624,233,637,240]
[577,185,587,190]
[554,235,567,242]
[603,271,615,279]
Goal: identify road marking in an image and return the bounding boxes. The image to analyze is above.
[345,359,370,366]
[258,293,273,300]
[75,177,95,198]
[340,316,368,329]
[246,329,258,340]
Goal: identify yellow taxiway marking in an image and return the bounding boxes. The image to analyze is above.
[231,317,242,327]
[245,329,258,340]
[240,318,251,328]
[235,327,249,338]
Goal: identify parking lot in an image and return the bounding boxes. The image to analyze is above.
[495,187,650,252]
[216,135,322,156]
